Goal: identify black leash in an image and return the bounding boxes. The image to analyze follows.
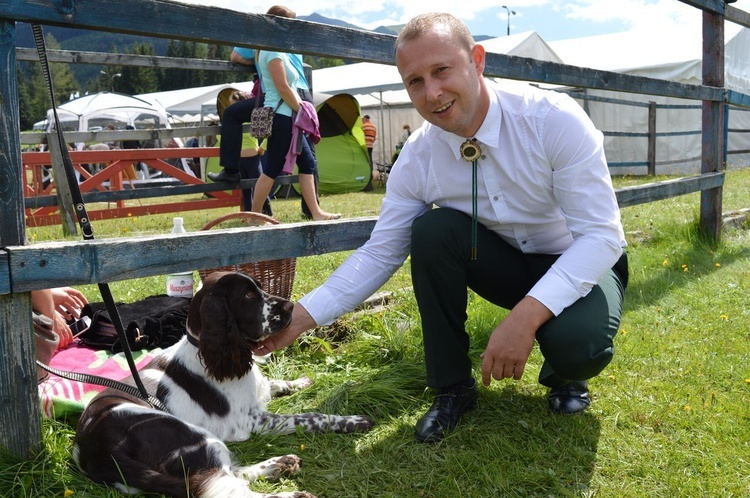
[36,361,168,412]
[31,24,165,412]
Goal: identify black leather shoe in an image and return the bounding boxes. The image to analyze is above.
[207,169,240,182]
[548,380,590,415]
[415,380,477,443]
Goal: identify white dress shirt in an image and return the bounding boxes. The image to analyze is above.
[300,81,626,325]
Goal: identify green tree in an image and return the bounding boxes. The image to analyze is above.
[305,55,345,69]
[161,40,182,91]
[17,67,40,132]
[98,42,124,92]
[189,42,209,88]
[116,42,160,95]
[205,44,246,85]
[17,34,80,130]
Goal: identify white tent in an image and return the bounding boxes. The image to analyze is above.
[548,23,750,174]
[44,91,195,176]
[313,31,566,165]
[46,92,171,133]
[138,82,333,126]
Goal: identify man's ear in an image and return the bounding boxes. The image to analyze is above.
[472,44,486,75]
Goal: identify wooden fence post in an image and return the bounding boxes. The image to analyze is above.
[700,8,726,241]
[648,101,657,176]
[46,133,79,236]
[0,18,43,457]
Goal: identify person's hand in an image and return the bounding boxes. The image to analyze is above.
[50,287,88,322]
[480,296,553,386]
[52,311,73,350]
[252,303,317,355]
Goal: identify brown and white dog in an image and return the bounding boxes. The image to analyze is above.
[73,271,373,498]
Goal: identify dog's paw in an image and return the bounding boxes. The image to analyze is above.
[269,492,317,498]
[291,377,313,390]
[236,454,302,482]
[265,454,303,480]
[347,415,375,432]
[267,492,317,498]
[357,415,375,431]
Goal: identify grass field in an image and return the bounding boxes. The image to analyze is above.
[2,169,749,497]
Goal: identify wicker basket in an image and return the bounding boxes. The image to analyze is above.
[197,212,296,300]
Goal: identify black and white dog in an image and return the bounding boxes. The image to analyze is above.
[73,271,374,498]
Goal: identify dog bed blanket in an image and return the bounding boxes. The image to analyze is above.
[37,344,162,418]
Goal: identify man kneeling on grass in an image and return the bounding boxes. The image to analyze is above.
[253,12,628,443]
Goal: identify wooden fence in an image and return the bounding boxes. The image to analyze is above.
[19,127,300,230]
[1,0,748,457]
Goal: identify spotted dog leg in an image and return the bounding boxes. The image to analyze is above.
[252,413,375,435]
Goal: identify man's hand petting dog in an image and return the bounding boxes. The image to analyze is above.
[254,302,317,355]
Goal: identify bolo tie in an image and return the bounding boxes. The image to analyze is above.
[459,138,482,260]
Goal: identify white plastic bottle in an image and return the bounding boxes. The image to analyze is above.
[166,217,195,298]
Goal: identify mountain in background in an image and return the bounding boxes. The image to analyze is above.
[15,23,171,54]
[299,13,368,32]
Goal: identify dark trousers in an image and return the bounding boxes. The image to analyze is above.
[410,208,628,389]
[219,96,261,172]
[238,154,271,215]
[265,112,319,218]
[221,90,319,216]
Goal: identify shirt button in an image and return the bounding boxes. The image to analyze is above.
[522,240,527,245]
[493,196,499,201]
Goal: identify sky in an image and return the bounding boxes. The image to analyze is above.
[178,0,750,41]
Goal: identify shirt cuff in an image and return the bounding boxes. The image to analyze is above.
[526,269,589,317]
[298,286,342,326]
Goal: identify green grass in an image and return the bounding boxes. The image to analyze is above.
[6,171,750,497]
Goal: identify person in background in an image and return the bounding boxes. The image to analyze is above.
[248,5,339,221]
[239,139,272,216]
[217,35,321,218]
[31,287,89,350]
[208,92,273,216]
[362,114,377,166]
[121,125,142,182]
[231,46,255,66]
[400,123,412,145]
[208,70,262,184]
[253,12,628,444]
[104,123,119,149]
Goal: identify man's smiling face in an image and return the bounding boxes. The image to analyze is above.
[396,25,489,139]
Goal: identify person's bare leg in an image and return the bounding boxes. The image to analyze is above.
[251,174,276,214]
[299,173,340,221]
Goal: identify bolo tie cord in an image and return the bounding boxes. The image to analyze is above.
[471,158,478,260]
[460,139,482,260]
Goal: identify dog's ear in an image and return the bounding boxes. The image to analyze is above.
[186,287,205,336]
[187,271,231,336]
[197,290,254,381]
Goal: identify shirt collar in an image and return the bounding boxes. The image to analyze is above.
[441,84,502,162]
